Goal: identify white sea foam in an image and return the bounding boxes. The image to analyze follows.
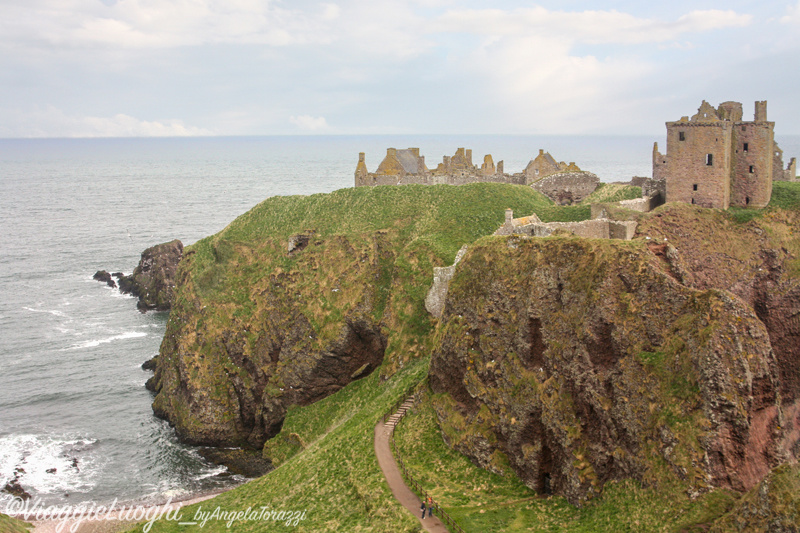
[22,307,68,318]
[65,331,147,350]
[0,434,99,497]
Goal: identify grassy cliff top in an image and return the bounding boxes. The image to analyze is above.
[192,183,588,265]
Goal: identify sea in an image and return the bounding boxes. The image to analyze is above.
[1,134,797,508]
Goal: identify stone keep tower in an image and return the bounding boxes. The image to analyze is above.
[653,100,774,209]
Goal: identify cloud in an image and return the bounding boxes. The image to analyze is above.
[0,106,212,138]
[0,0,336,50]
[781,1,800,24]
[289,115,329,131]
[435,8,752,45]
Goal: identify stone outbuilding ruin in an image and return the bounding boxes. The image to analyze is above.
[653,100,796,209]
[495,209,637,241]
[355,147,599,204]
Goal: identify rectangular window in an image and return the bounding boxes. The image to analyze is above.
[693,184,698,191]
[706,154,713,166]
[679,132,685,141]
[742,126,747,132]
[743,143,749,152]
[749,166,754,174]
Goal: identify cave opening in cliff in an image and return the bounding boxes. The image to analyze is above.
[523,316,547,370]
[537,444,554,495]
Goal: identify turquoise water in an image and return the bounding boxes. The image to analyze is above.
[0,134,796,507]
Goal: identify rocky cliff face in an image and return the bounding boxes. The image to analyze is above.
[429,206,800,505]
[149,233,391,448]
[119,239,183,311]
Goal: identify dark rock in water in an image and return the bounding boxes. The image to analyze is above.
[3,474,31,500]
[142,357,158,371]
[197,447,273,478]
[71,458,79,471]
[45,468,57,474]
[93,270,117,288]
[112,272,124,279]
[119,240,183,312]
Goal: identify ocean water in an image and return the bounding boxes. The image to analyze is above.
[1,134,797,507]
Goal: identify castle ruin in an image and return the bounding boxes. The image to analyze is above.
[354,147,600,204]
[653,100,796,209]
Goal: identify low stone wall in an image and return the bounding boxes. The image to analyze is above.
[618,195,661,213]
[529,171,599,205]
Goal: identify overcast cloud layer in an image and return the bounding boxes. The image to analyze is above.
[1,0,799,137]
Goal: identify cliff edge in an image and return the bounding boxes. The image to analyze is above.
[429,202,800,505]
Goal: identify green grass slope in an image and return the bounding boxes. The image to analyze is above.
[131,360,428,533]
[0,514,31,533]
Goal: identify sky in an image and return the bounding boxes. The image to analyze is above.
[2,0,800,138]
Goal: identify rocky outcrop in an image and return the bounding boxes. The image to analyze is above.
[429,229,797,505]
[709,463,800,532]
[149,234,390,449]
[119,240,183,311]
[2,468,31,500]
[93,270,117,288]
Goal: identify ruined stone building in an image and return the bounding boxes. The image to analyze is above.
[653,100,796,210]
[495,209,637,241]
[355,147,600,204]
[354,147,515,187]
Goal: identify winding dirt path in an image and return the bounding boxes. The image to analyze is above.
[374,402,451,533]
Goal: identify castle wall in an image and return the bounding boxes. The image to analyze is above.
[655,100,789,210]
[664,121,733,209]
[730,120,773,208]
[787,158,798,182]
[530,171,599,205]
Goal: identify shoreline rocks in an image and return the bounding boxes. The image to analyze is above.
[94,240,183,312]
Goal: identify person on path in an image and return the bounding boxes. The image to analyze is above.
[421,500,426,519]
[428,496,434,518]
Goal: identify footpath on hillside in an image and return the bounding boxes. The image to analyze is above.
[374,401,451,533]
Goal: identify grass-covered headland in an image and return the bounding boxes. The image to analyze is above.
[131,181,800,532]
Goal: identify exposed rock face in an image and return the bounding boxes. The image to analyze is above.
[429,228,798,505]
[196,447,274,478]
[150,234,389,449]
[119,240,183,311]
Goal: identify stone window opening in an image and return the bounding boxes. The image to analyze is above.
[693,184,698,191]
[746,196,751,205]
[743,142,749,152]
[691,198,696,205]
[749,166,754,174]
[679,131,685,141]
[742,126,747,132]
[706,154,713,166]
